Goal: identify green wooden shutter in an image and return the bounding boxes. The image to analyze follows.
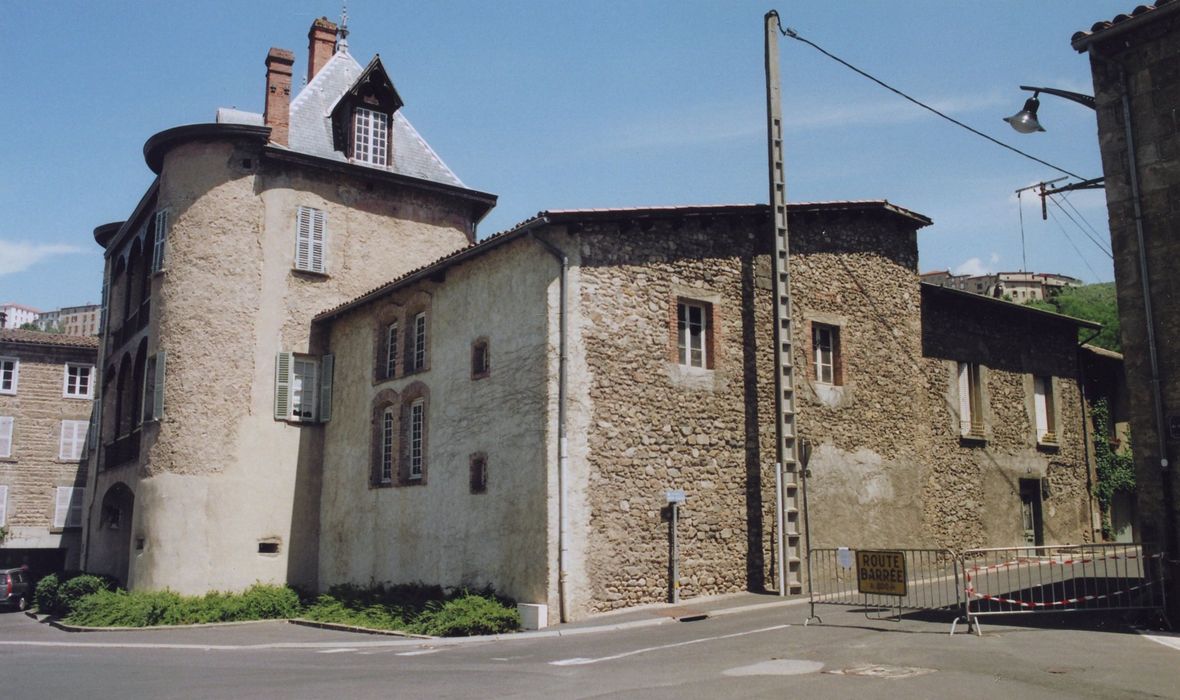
[274,352,293,420]
[153,351,167,421]
[319,354,334,423]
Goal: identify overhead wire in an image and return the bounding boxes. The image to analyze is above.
[1057,191,1111,254]
[778,23,1090,181]
[1047,196,1112,258]
[1046,206,1104,281]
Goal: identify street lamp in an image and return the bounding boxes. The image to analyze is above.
[1004,85,1096,133]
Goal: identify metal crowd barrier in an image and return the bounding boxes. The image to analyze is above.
[961,543,1167,635]
[806,547,970,634]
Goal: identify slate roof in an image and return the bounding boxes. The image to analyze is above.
[1072,0,1179,50]
[0,329,100,349]
[286,49,464,187]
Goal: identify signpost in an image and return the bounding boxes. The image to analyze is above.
[666,490,686,603]
[855,550,907,596]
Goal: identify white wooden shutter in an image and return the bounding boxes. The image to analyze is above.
[53,486,72,528]
[0,485,7,526]
[319,354,334,423]
[274,352,293,420]
[152,210,169,272]
[59,420,87,460]
[957,363,972,435]
[0,416,11,458]
[310,208,326,272]
[1033,376,1049,440]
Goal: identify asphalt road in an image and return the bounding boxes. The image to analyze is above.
[0,604,1177,699]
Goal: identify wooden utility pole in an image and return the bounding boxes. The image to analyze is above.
[765,10,802,595]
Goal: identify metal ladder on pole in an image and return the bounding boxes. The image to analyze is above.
[765,10,803,595]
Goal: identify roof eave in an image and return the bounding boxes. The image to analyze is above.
[921,282,1102,330]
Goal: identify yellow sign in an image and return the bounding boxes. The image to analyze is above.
[856,550,907,596]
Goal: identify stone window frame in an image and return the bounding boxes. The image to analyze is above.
[471,337,490,380]
[954,361,990,442]
[372,302,403,384]
[397,381,430,486]
[402,292,433,376]
[369,388,400,488]
[669,294,718,371]
[469,452,488,494]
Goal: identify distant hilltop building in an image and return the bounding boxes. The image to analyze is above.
[0,304,102,337]
[0,304,41,330]
[919,270,1082,302]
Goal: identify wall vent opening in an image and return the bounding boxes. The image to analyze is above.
[258,540,281,555]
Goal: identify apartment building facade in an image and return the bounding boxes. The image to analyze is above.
[0,330,95,572]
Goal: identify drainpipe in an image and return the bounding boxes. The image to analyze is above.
[1089,46,1174,561]
[1077,328,1102,541]
[532,223,570,623]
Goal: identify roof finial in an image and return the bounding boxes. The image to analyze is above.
[337,2,350,53]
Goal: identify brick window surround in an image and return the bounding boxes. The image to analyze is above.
[369,388,399,487]
[402,292,432,376]
[372,302,402,383]
[397,381,429,486]
[669,297,716,370]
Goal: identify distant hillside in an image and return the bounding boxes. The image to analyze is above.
[1026,282,1120,352]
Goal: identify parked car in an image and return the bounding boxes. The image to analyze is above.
[1,567,31,611]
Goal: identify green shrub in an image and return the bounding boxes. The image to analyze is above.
[33,573,60,614]
[62,584,302,627]
[56,574,116,617]
[411,593,520,637]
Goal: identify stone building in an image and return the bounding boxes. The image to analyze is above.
[79,16,1102,621]
[81,17,495,591]
[312,203,1100,620]
[1073,1,1180,602]
[0,329,96,572]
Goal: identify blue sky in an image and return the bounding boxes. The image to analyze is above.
[1,1,1127,311]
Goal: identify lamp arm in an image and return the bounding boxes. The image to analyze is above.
[1019,85,1096,110]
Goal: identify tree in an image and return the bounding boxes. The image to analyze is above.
[1025,282,1120,352]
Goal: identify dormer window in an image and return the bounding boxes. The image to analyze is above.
[353,107,389,166]
[329,56,403,167]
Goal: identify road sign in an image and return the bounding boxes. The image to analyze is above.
[856,550,907,596]
[665,489,686,504]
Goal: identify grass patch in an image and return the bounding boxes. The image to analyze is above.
[53,576,520,636]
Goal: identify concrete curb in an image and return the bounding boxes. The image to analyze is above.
[14,594,810,646]
[288,618,432,639]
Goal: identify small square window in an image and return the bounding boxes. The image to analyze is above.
[0,357,18,395]
[64,363,94,398]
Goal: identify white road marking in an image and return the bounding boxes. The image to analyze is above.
[318,648,358,654]
[549,624,789,666]
[397,648,442,656]
[1137,630,1180,651]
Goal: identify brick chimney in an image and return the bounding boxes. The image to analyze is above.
[263,48,295,146]
[307,17,338,84]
